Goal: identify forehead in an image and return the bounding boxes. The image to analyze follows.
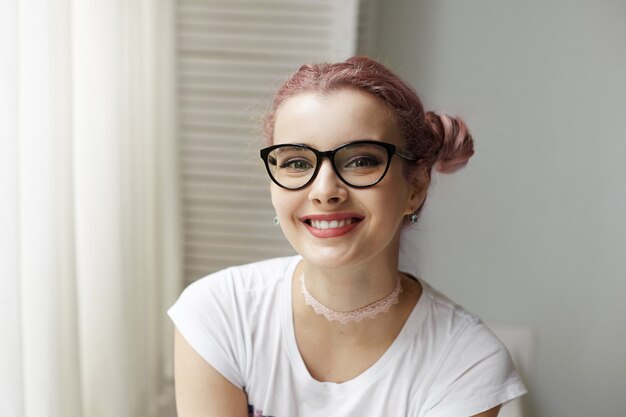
[272,89,403,149]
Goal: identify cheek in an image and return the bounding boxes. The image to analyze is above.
[270,188,286,218]
[270,186,300,218]
[376,177,415,214]
[269,186,279,211]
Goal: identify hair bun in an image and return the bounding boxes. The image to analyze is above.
[425,112,475,173]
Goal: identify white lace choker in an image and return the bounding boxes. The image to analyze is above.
[300,273,403,325]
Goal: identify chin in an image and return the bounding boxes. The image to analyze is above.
[296,244,366,270]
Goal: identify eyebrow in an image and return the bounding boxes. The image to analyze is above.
[276,139,383,150]
[273,146,311,156]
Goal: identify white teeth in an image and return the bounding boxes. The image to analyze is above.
[310,218,354,230]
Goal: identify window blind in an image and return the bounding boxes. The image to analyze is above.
[177,0,378,284]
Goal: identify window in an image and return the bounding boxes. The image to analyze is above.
[176,0,379,284]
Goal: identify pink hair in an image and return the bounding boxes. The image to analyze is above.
[263,56,474,177]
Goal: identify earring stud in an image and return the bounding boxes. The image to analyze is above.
[408,213,418,223]
[272,216,280,225]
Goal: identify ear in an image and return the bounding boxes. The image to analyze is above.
[404,169,430,216]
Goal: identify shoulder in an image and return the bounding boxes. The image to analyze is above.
[167,256,300,389]
[182,255,299,298]
[168,255,299,334]
[418,280,511,369]
[415,280,527,417]
[418,279,485,342]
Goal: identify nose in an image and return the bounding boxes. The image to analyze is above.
[307,158,348,205]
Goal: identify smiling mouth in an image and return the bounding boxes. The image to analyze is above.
[305,217,361,230]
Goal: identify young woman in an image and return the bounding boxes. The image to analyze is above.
[169,57,527,417]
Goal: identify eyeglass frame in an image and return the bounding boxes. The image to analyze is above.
[259,140,416,190]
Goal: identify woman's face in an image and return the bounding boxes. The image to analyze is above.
[270,89,426,270]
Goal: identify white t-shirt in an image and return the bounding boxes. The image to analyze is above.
[168,256,526,417]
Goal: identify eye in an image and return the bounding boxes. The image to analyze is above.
[281,159,314,171]
[344,156,382,169]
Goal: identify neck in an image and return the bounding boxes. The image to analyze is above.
[301,272,402,325]
[298,258,401,313]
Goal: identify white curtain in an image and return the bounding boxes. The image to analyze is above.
[0,0,179,416]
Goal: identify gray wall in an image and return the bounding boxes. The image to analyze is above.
[381,1,626,416]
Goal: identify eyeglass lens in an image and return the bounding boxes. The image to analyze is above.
[265,143,390,189]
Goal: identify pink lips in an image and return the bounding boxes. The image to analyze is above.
[300,213,364,238]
